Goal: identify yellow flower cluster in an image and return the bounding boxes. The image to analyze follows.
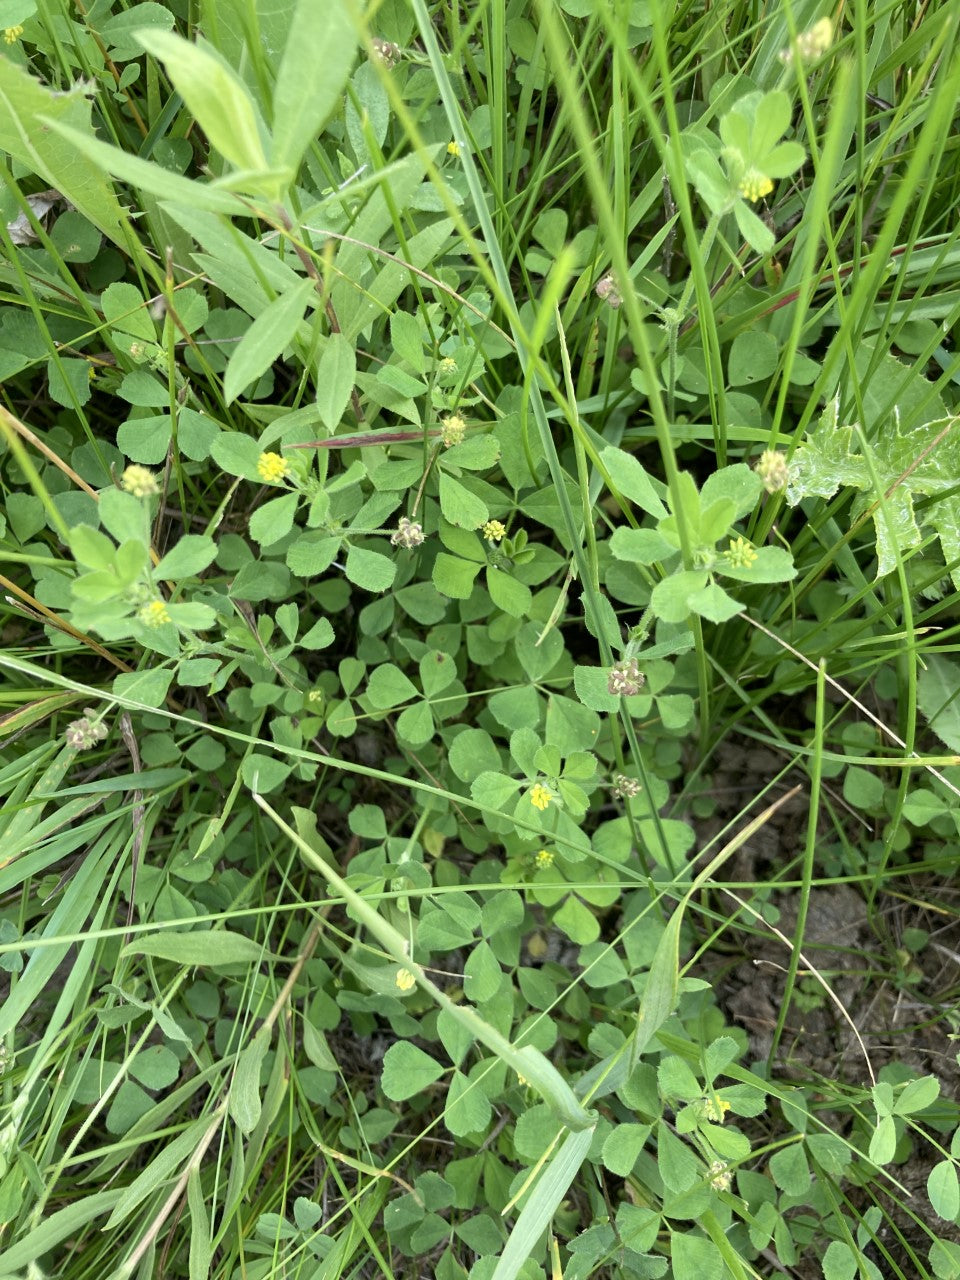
[256,451,289,484]
[138,600,171,627]
[725,536,758,569]
[738,169,774,203]
[483,520,507,542]
[529,783,552,811]
[395,968,416,992]
[3,24,23,43]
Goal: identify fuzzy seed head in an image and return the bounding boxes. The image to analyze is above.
[391,516,425,549]
[607,657,644,697]
[755,449,789,493]
[121,464,160,498]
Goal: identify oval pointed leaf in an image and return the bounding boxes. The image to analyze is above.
[224,279,315,404]
[121,929,266,967]
[136,30,268,174]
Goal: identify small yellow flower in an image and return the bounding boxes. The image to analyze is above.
[517,1072,528,1086]
[396,968,416,992]
[121,464,160,498]
[725,536,758,569]
[529,783,552,812]
[534,848,554,869]
[709,1159,732,1192]
[447,140,461,157]
[257,451,289,484]
[438,356,458,377]
[138,599,171,627]
[483,520,507,542]
[3,24,23,43]
[699,1096,733,1123]
[738,169,774,202]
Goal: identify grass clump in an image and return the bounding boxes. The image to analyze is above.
[1,2,960,1278]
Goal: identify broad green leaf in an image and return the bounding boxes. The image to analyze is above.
[486,567,532,617]
[463,942,502,1003]
[553,894,599,945]
[928,1159,960,1221]
[917,655,960,752]
[271,0,356,174]
[439,471,488,529]
[444,1069,492,1136]
[599,446,667,517]
[229,1028,270,1133]
[381,1042,445,1101]
[249,492,300,546]
[719,545,796,583]
[154,535,217,580]
[769,1142,811,1193]
[649,570,708,623]
[316,332,357,431]
[610,525,677,564]
[224,278,315,404]
[657,1124,699,1193]
[701,462,762,518]
[733,199,774,254]
[117,414,173,464]
[728,330,779,387]
[448,728,502,783]
[688,581,744,623]
[112,668,174,708]
[345,544,396,592]
[822,1240,858,1280]
[68,525,116,572]
[165,602,217,631]
[367,663,418,708]
[342,216,454,340]
[433,553,482,599]
[102,282,156,341]
[470,771,522,813]
[50,120,260,213]
[671,1233,723,1279]
[420,650,458,698]
[136,30,269,174]
[0,58,125,244]
[893,1074,940,1115]
[121,929,266,967]
[602,1123,651,1176]
[396,701,434,745]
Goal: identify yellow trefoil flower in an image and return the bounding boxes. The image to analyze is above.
[3,25,23,43]
[529,783,552,812]
[396,968,416,992]
[138,600,171,627]
[257,451,289,484]
[738,169,774,203]
[726,536,758,569]
[534,849,554,869]
[483,520,507,542]
[447,140,461,157]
